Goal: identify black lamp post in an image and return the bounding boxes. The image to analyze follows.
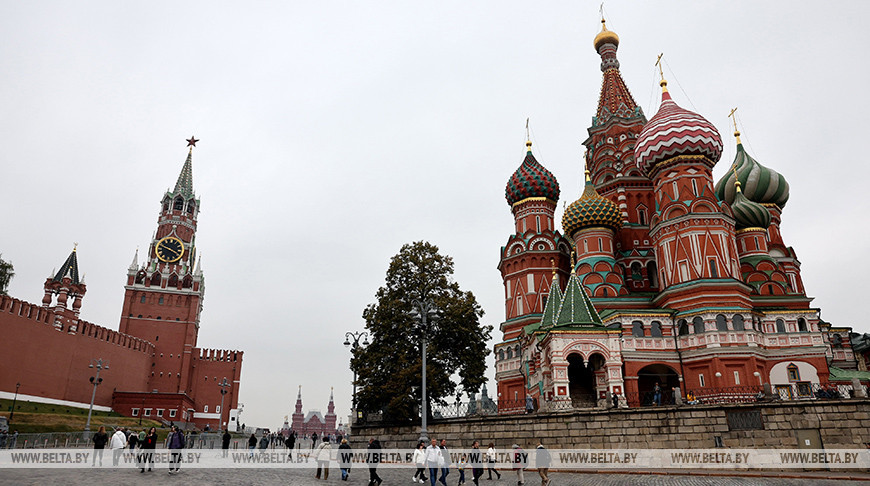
[9,382,20,422]
[218,378,231,430]
[84,358,109,433]
[343,331,369,422]
[410,298,436,444]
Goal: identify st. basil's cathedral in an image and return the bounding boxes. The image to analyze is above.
[494,20,864,408]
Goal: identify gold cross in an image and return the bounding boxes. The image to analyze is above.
[728,107,739,131]
[525,117,530,141]
[655,53,664,80]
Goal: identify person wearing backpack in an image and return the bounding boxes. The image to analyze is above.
[167,426,186,474]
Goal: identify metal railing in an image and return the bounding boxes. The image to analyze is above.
[684,385,764,405]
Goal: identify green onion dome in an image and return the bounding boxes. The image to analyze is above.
[562,172,622,237]
[715,141,789,209]
[731,181,771,230]
[505,141,560,206]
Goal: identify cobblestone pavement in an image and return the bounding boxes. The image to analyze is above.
[0,467,865,485]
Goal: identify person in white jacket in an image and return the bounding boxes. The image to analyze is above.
[110,427,128,467]
[314,436,332,480]
[412,441,428,483]
[424,439,442,486]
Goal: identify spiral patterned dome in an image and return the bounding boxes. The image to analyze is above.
[731,182,772,230]
[714,142,790,209]
[505,142,560,206]
[635,89,723,176]
[562,174,622,236]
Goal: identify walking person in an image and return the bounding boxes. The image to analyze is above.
[425,439,441,486]
[314,436,331,480]
[285,431,296,460]
[167,425,186,474]
[127,428,140,469]
[140,427,157,473]
[222,429,231,458]
[470,441,484,486]
[412,441,428,483]
[366,438,383,486]
[486,442,501,480]
[110,427,127,466]
[535,440,550,486]
[311,432,318,450]
[458,453,468,485]
[439,439,451,486]
[91,426,108,467]
[339,438,352,481]
[512,444,527,485]
[248,433,257,457]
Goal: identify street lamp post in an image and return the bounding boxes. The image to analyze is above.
[218,378,231,430]
[9,382,20,422]
[411,298,436,444]
[84,358,109,433]
[344,331,369,423]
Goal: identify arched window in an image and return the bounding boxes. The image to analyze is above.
[775,318,786,333]
[498,349,504,361]
[162,198,170,212]
[693,317,705,334]
[601,287,610,297]
[716,314,728,331]
[632,321,644,337]
[638,207,647,226]
[168,274,178,288]
[607,321,622,330]
[182,275,193,289]
[186,200,196,214]
[798,318,807,332]
[678,319,689,336]
[732,314,745,331]
[135,271,146,284]
[174,197,184,211]
[787,364,800,382]
[650,321,662,338]
[506,347,513,359]
[150,273,161,286]
[631,262,642,280]
[647,261,658,288]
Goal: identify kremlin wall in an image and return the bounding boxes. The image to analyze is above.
[0,144,244,430]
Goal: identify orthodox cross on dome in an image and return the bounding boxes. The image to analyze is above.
[728,107,742,144]
[655,53,668,91]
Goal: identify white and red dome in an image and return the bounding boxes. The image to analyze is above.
[634,90,723,176]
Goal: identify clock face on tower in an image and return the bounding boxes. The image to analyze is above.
[156,236,185,263]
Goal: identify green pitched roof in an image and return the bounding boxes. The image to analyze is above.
[540,272,562,330]
[173,149,195,197]
[829,366,870,381]
[53,248,80,284]
[554,270,603,327]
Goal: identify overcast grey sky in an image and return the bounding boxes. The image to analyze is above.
[2,1,868,430]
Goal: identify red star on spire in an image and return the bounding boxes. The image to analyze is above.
[186,136,199,147]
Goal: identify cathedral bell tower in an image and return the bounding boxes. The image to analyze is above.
[118,137,205,394]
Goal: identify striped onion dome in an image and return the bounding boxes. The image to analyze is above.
[562,173,622,236]
[714,142,790,209]
[731,182,771,230]
[635,88,723,176]
[505,141,560,206]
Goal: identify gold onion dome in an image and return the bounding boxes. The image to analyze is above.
[593,19,619,51]
[562,171,622,237]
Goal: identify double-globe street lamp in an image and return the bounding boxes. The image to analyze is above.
[410,298,436,444]
[218,378,231,430]
[84,358,109,433]
[343,331,369,423]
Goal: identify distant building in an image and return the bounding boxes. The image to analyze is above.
[290,387,337,437]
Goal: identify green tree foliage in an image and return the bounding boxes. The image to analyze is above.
[352,241,491,422]
[0,254,13,295]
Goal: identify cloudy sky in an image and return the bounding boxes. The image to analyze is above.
[2,1,868,429]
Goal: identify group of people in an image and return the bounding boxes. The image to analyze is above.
[0,430,18,449]
[90,425,186,473]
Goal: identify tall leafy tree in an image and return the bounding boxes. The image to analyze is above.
[0,254,13,295]
[352,241,491,422]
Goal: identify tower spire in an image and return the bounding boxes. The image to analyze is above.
[174,137,198,197]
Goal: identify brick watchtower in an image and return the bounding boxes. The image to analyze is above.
[118,140,204,395]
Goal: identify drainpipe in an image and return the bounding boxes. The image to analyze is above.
[673,316,687,388]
